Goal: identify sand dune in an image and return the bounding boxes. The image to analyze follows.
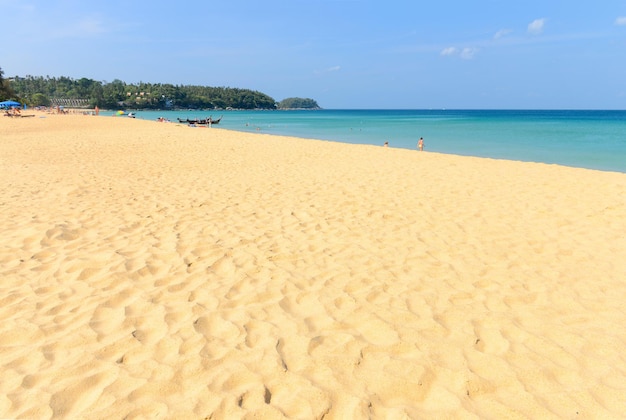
[1,113,625,419]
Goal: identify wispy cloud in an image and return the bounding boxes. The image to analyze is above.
[314,65,341,75]
[494,29,512,40]
[616,17,626,26]
[460,47,478,59]
[405,17,606,61]
[440,47,458,56]
[528,18,546,35]
[440,46,477,60]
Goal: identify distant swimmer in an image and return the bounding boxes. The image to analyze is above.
[418,137,424,151]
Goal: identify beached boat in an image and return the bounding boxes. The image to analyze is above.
[177,116,222,125]
[208,116,222,125]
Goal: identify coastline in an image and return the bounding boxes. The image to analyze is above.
[100,109,626,174]
[1,113,625,418]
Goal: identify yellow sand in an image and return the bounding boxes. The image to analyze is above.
[1,112,625,419]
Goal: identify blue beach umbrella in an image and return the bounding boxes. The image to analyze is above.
[0,100,22,108]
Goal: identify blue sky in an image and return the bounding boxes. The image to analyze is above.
[2,0,626,109]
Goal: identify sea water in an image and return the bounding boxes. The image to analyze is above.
[109,109,626,173]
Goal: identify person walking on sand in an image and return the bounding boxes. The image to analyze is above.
[418,137,424,151]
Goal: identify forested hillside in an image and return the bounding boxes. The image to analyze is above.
[7,74,278,110]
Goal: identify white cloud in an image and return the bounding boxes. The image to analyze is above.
[440,46,477,60]
[327,65,341,72]
[616,17,626,26]
[494,29,512,40]
[460,47,478,60]
[528,18,546,35]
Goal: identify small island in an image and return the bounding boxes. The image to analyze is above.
[276,97,321,110]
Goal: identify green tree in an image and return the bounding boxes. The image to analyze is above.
[75,77,96,98]
[30,93,51,107]
[89,83,104,107]
[0,67,17,100]
[102,79,126,108]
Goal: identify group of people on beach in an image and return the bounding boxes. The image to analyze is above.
[383,137,424,151]
[3,107,21,117]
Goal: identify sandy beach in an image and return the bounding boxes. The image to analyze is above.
[1,112,625,419]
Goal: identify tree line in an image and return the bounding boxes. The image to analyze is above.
[1,68,320,110]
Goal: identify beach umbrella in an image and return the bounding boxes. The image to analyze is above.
[0,100,22,108]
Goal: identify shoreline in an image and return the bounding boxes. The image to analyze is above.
[96,108,626,174]
[1,113,625,418]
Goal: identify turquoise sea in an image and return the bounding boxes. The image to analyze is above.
[109,109,626,173]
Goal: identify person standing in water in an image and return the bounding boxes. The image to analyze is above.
[418,137,424,151]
